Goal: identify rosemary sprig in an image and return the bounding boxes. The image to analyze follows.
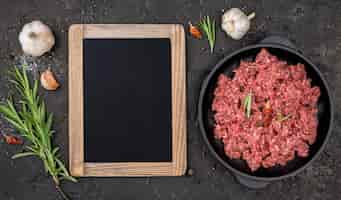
[243,92,252,118]
[0,67,76,200]
[199,16,216,53]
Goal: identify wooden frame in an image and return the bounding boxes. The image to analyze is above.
[68,24,186,176]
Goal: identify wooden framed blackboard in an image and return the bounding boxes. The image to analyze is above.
[68,24,186,176]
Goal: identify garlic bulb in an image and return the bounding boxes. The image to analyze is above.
[40,68,60,90]
[222,8,255,40]
[19,21,55,57]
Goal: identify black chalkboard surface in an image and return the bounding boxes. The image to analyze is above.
[69,24,186,176]
[83,38,172,162]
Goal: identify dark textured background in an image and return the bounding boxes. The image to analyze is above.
[0,0,340,199]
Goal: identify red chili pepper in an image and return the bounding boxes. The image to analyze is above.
[188,22,202,39]
[3,134,23,145]
[263,101,273,127]
[263,101,272,114]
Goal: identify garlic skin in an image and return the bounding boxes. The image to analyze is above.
[222,8,255,40]
[19,21,55,57]
[40,68,60,90]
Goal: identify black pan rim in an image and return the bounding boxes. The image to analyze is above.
[198,44,334,181]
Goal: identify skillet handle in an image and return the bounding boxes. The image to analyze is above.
[259,36,298,51]
[234,174,269,189]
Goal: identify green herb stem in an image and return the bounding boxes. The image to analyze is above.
[199,16,216,53]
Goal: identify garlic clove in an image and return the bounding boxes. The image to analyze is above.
[40,68,60,90]
[19,20,55,57]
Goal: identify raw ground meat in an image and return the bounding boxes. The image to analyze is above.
[212,48,320,171]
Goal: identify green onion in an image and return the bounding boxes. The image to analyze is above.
[199,16,216,53]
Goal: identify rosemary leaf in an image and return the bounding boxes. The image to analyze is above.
[277,113,291,122]
[12,152,37,159]
[243,92,252,118]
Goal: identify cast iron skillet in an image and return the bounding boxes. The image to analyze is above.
[198,36,334,188]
